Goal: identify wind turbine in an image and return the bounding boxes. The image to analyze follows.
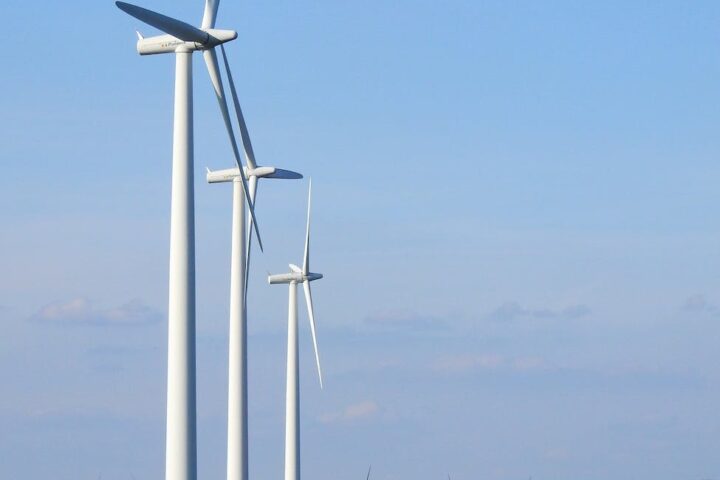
[268,181,324,480]
[207,64,302,480]
[116,2,262,480]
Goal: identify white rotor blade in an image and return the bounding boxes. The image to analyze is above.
[302,180,312,275]
[116,2,209,44]
[200,0,219,29]
[302,280,323,389]
[202,48,264,251]
[220,45,257,170]
[243,175,258,303]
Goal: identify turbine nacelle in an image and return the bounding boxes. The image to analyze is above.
[137,29,237,55]
[268,266,323,285]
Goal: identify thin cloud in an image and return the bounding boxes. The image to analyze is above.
[364,309,447,332]
[434,354,546,373]
[488,302,590,322]
[682,294,719,316]
[30,298,161,326]
[434,354,504,372]
[319,401,379,424]
[433,356,704,392]
[512,356,546,371]
[544,447,570,460]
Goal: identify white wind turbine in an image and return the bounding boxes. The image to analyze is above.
[206,56,302,480]
[116,2,262,480]
[268,181,324,480]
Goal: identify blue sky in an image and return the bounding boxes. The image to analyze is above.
[2,1,720,479]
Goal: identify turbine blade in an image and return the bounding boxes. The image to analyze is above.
[116,2,209,44]
[243,175,259,304]
[202,48,263,252]
[266,168,303,179]
[303,280,323,388]
[200,0,219,29]
[302,180,312,275]
[220,45,257,170]
[366,466,372,480]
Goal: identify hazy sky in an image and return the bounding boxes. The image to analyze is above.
[2,1,720,479]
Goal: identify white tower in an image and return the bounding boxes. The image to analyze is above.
[116,2,261,480]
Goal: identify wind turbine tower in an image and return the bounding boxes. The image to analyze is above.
[268,182,324,480]
[116,2,261,480]
[208,150,302,480]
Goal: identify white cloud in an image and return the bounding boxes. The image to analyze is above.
[35,298,90,322]
[31,298,160,326]
[319,400,379,424]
